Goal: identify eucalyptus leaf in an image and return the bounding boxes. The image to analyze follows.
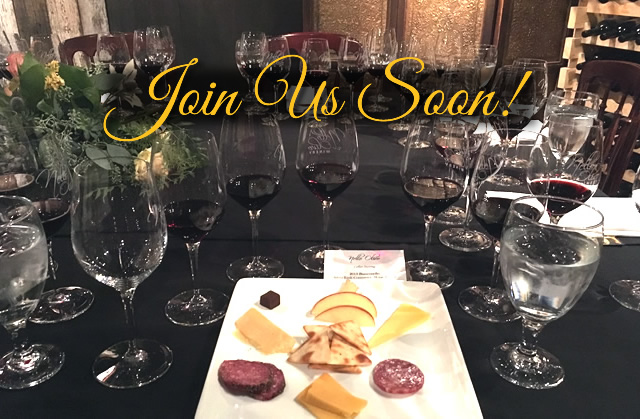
[91,73,124,92]
[18,53,41,76]
[85,146,111,170]
[19,65,46,109]
[106,143,134,166]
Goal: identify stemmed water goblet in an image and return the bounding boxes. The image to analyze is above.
[544,89,600,122]
[221,113,286,281]
[0,196,64,389]
[491,195,603,389]
[265,36,291,120]
[152,129,228,326]
[401,120,467,288]
[71,156,171,388]
[476,44,497,88]
[95,33,131,73]
[297,116,359,273]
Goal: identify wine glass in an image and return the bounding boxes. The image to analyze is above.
[512,58,549,119]
[491,195,603,389]
[338,37,368,120]
[0,128,37,193]
[221,113,286,281]
[297,116,359,273]
[476,44,497,88]
[265,36,291,120]
[434,31,462,79]
[71,155,171,389]
[133,26,176,87]
[236,32,267,111]
[0,196,64,389]
[388,38,418,132]
[401,120,467,288]
[301,38,331,96]
[151,129,228,326]
[544,89,600,122]
[527,115,603,224]
[610,166,640,311]
[30,34,59,62]
[365,29,397,113]
[95,33,131,73]
[458,128,546,322]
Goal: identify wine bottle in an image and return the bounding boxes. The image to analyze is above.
[601,19,639,40]
[598,0,609,3]
[582,19,619,37]
[620,24,640,42]
[578,44,640,70]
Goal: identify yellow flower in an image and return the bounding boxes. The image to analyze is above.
[45,60,60,73]
[135,147,168,181]
[44,73,65,91]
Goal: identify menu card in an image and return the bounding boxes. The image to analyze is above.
[323,250,407,281]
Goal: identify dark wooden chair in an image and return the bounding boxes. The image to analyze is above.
[58,33,134,66]
[578,60,640,195]
[280,32,345,55]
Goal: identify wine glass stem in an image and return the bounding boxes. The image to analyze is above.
[186,242,201,294]
[375,78,381,107]
[423,215,434,261]
[489,241,501,289]
[273,83,279,114]
[519,318,546,357]
[47,239,57,282]
[249,210,261,265]
[247,78,256,100]
[462,192,473,230]
[349,84,355,118]
[322,200,332,249]
[9,328,31,361]
[120,288,137,347]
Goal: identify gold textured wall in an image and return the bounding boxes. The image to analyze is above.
[311,0,388,40]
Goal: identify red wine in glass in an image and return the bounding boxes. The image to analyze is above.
[368,65,386,79]
[403,176,464,217]
[33,198,70,237]
[140,62,164,78]
[306,70,329,89]
[340,67,367,85]
[241,62,264,79]
[165,199,224,244]
[226,174,281,211]
[528,178,593,217]
[472,197,513,240]
[299,163,355,202]
[265,67,289,84]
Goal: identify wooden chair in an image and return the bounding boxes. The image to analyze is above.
[578,60,640,196]
[280,32,345,55]
[58,33,134,66]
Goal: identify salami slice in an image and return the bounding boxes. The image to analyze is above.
[218,360,272,395]
[253,364,286,401]
[372,359,424,395]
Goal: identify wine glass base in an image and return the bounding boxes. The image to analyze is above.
[388,122,410,131]
[298,244,344,274]
[226,256,285,282]
[352,113,364,120]
[406,260,454,289]
[609,280,640,311]
[365,104,389,113]
[93,339,172,389]
[0,344,64,390]
[396,137,407,147]
[165,289,229,326]
[436,207,466,225]
[490,342,564,389]
[439,228,493,253]
[369,94,392,103]
[274,112,290,121]
[29,287,94,324]
[458,286,519,322]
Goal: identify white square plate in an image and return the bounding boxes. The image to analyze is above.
[195,278,482,419]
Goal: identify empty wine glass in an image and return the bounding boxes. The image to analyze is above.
[366,29,397,113]
[388,38,418,132]
[152,129,228,326]
[459,128,546,322]
[401,120,467,288]
[0,128,37,193]
[30,34,59,62]
[476,44,497,88]
[236,32,267,111]
[513,58,549,119]
[544,89,600,122]
[338,37,368,120]
[434,31,462,79]
[265,36,291,120]
[610,166,640,311]
[0,196,64,389]
[221,113,286,281]
[95,33,131,73]
[297,116,359,273]
[491,195,603,389]
[72,156,170,389]
[301,38,331,96]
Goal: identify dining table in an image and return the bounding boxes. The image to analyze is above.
[3,116,640,419]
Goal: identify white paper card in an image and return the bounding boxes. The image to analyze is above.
[323,250,407,281]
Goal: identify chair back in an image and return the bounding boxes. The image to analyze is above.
[281,32,345,55]
[578,60,640,195]
[59,33,134,66]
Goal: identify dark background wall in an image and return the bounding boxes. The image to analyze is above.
[105,0,303,92]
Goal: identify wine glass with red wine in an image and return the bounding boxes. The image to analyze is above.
[296,116,359,273]
[527,114,603,224]
[133,26,176,98]
[365,29,397,113]
[338,36,369,120]
[95,33,131,73]
[300,38,331,97]
[220,112,286,281]
[266,36,291,120]
[401,120,467,288]
[152,129,228,326]
[236,32,268,112]
[388,38,419,132]
[458,128,546,322]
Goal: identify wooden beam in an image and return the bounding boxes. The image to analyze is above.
[77,0,109,35]
[13,0,51,38]
[45,0,82,42]
[0,0,20,49]
[302,0,314,31]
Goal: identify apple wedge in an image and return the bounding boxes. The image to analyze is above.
[311,292,377,319]
[315,305,375,327]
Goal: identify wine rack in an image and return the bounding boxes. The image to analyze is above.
[559,0,640,90]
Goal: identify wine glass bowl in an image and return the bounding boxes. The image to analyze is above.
[366,29,397,113]
[0,196,64,390]
[544,89,600,122]
[133,25,176,81]
[265,36,291,120]
[491,195,603,389]
[301,38,331,92]
[476,44,497,88]
[95,33,131,73]
[338,37,369,120]
[236,32,268,110]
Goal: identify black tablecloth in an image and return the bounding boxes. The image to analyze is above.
[3,119,640,419]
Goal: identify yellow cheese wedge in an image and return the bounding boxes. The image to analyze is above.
[305,373,367,418]
[368,303,431,349]
[234,308,296,354]
[296,386,344,419]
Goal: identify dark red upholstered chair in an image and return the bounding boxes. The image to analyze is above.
[577,60,640,195]
[281,32,345,55]
[58,33,134,66]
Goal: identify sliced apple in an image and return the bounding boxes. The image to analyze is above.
[311,292,377,319]
[315,305,375,327]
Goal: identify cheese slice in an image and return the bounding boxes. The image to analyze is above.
[234,308,295,354]
[304,373,367,418]
[296,386,344,419]
[368,304,431,349]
